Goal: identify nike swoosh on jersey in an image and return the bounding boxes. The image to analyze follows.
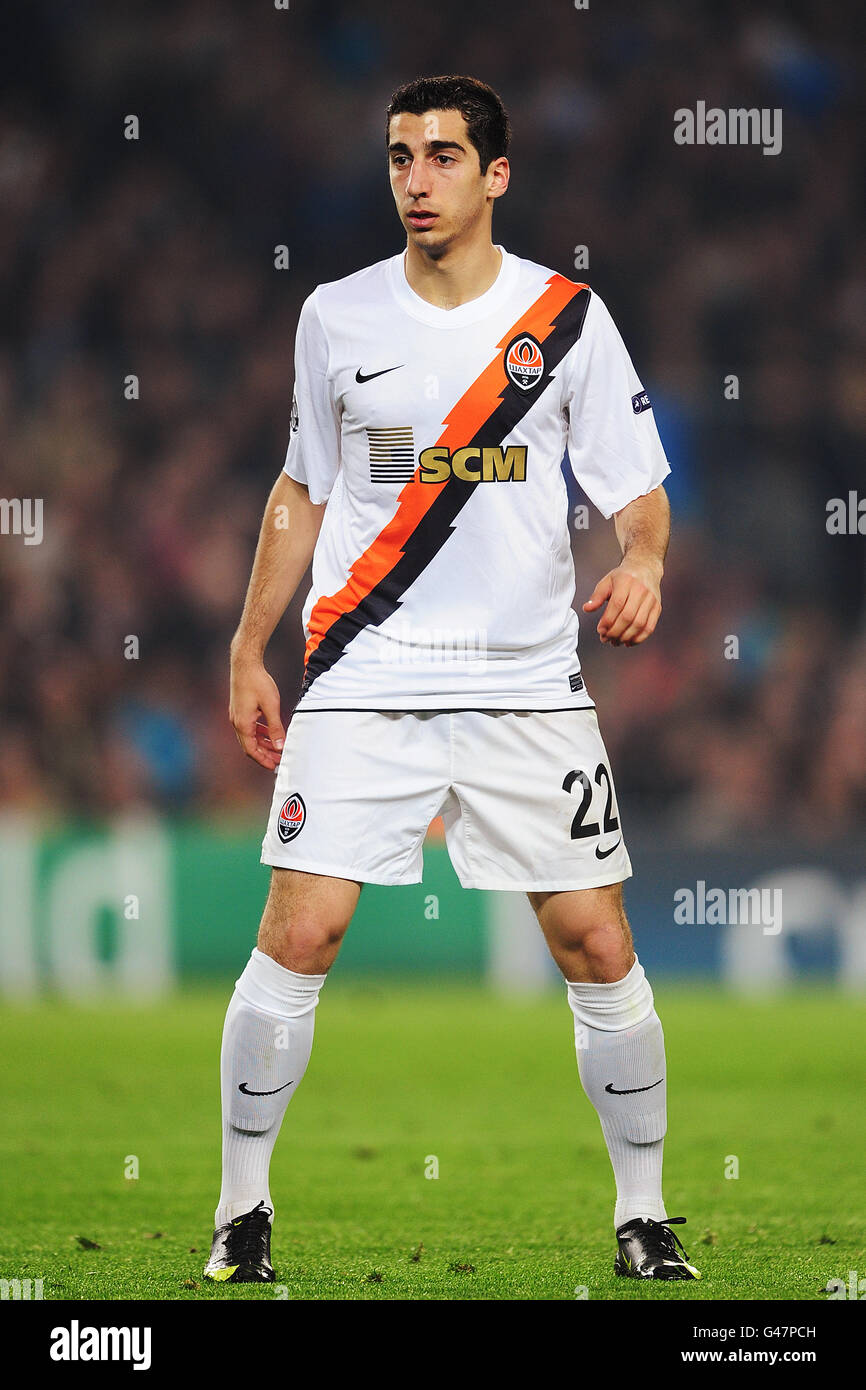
[301,278,592,694]
[355,365,403,383]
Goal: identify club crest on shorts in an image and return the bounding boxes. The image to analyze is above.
[277,793,306,843]
[504,333,544,391]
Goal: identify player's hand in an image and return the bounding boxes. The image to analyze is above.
[582,561,662,646]
[229,654,286,770]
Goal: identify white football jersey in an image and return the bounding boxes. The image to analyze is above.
[283,244,670,711]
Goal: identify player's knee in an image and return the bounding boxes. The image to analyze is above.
[578,920,633,976]
[256,910,348,973]
[287,917,347,955]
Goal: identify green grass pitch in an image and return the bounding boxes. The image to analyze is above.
[1,982,863,1301]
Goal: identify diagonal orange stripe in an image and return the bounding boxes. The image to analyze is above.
[304,274,588,664]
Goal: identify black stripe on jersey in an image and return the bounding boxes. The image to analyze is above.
[290,705,597,713]
[300,286,592,699]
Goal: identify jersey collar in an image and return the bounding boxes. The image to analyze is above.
[387,244,517,328]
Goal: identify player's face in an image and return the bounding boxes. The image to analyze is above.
[387,109,506,256]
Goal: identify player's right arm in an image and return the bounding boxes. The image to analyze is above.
[231,289,340,770]
[230,474,326,770]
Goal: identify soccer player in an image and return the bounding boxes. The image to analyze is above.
[204,75,699,1285]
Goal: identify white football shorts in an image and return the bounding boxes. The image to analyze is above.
[260,708,632,892]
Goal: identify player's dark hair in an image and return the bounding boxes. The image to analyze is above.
[386,75,511,174]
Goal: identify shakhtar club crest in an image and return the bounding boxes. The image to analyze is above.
[504,334,544,391]
[277,794,306,843]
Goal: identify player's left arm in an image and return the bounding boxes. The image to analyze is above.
[582,483,670,646]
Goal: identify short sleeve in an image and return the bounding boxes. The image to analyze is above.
[563,291,670,519]
[282,290,341,504]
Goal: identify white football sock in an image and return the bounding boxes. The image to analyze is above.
[566,956,668,1229]
[215,947,325,1228]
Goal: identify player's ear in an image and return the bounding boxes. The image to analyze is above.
[487,156,509,200]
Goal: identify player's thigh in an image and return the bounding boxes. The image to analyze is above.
[258,867,362,972]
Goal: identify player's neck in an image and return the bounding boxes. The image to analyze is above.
[404,237,502,311]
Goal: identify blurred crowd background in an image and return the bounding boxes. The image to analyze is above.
[1,0,864,845]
